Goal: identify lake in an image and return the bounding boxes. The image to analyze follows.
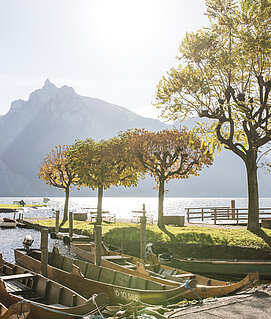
[1,196,271,263]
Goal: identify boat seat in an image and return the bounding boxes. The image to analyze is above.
[0,273,35,281]
[4,280,32,294]
[103,255,132,264]
[124,265,136,269]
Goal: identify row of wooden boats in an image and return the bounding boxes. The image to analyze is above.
[0,253,109,318]
[0,239,261,318]
[69,242,260,299]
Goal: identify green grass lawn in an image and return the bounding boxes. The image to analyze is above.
[35,219,271,249]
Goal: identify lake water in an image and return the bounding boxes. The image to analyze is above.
[1,196,271,263]
[2,196,271,220]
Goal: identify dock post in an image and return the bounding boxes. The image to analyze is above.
[231,200,236,219]
[94,225,102,266]
[41,228,48,277]
[18,213,21,221]
[13,212,16,220]
[55,210,60,233]
[140,204,147,260]
[122,229,125,253]
[69,212,73,239]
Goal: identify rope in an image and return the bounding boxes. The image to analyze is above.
[17,300,27,319]
[15,298,102,318]
[91,294,104,319]
[184,280,203,303]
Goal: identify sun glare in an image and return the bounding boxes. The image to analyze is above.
[76,0,162,56]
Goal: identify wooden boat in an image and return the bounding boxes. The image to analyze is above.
[14,247,192,305]
[0,218,16,228]
[0,253,108,319]
[169,257,271,278]
[71,242,260,299]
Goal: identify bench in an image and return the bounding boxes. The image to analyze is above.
[131,211,154,224]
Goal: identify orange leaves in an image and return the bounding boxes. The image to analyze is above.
[127,127,213,185]
[39,145,78,191]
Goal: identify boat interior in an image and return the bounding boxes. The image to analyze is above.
[0,254,84,307]
[26,248,177,291]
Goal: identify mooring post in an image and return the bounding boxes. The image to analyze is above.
[122,229,125,253]
[41,228,48,277]
[69,211,73,239]
[13,211,16,220]
[140,204,147,260]
[94,225,102,266]
[231,200,236,219]
[55,210,60,233]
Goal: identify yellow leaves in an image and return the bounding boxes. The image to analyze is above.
[39,145,77,190]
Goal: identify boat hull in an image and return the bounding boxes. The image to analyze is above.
[14,248,190,305]
[0,254,108,319]
[170,258,271,278]
[71,242,260,299]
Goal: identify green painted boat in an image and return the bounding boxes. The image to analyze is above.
[170,257,271,278]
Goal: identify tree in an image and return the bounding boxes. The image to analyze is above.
[39,145,78,225]
[128,128,213,229]
[155,0,271,244]
[69,134,144,225]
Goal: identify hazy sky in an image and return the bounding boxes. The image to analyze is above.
[0,0,208,118]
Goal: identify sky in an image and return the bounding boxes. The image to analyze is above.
[0,0,208,118]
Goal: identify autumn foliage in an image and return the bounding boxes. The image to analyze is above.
[39,145,78,223]
[128,128,213,228]
[69,134,144,224]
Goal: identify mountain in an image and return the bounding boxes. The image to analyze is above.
[0,80,270,198]
[0,80,166,196]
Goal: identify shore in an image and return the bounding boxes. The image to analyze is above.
[169,284,271,319]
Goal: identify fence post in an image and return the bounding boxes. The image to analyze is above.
[214,209,217,225]
[55,210,60,233]
[231,200,236,219]
[41,228,48,277]
[69,212,73,238]
[236,209,239,225]
[187,208,190,223]
[201,208,204,221]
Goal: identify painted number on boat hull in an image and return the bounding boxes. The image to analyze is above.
[113,288,140,302]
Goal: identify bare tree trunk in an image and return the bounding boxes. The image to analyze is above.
[245,151,260,232]
[158,179,165,229]
[246,151,271,247]
[96,185,103,225]
[60,187,69,226]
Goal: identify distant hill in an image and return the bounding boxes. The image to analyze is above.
[0,80,270,197]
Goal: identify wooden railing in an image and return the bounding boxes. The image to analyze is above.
[186,207,271,225]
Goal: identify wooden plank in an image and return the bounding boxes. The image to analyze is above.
[0,273,35,281]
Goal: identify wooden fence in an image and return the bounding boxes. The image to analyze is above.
[186,207,271,225]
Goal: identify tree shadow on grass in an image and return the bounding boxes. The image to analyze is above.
[103,226,165,242]
[158,226,178,242]
[176,232,215,245]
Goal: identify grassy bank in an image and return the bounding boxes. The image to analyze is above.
[35,219,271,249]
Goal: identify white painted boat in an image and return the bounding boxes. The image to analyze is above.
[0,218,17,228]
